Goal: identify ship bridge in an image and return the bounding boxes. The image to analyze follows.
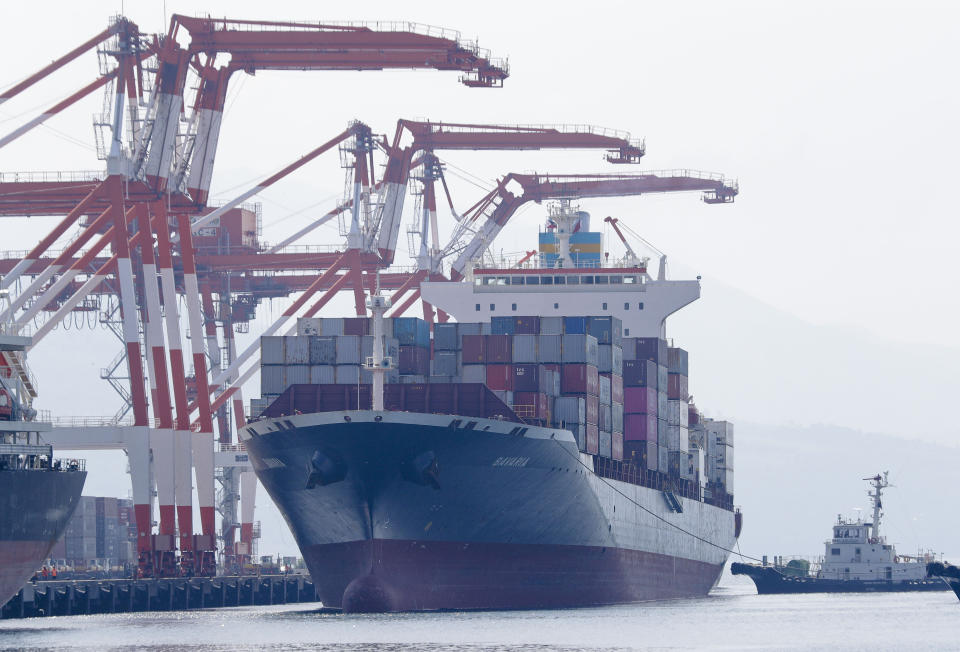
[421,265,699,338]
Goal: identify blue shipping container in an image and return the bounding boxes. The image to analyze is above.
[563,316,588,334]
[393,317,430,347]
[491,316,515,336]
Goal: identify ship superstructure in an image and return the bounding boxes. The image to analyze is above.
[732,474,944,593]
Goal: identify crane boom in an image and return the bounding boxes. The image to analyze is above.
[445,170,738,278]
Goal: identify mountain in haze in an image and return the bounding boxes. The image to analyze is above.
[733,421,959,562]
[665,269,959,445]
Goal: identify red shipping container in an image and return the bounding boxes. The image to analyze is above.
[612,432,624,460]
[343,317,369,335]
[667,373,689,401]
[399,346,430,375]
[585,395,599,425]
[512,364,540,391]
[561,364,599,395]
[624,413,657,441]
[586,424,599,455]
[513,391,550,420]
[462,335,486,364]
[602,373,624,404]
[485,364,514,391]
[624,386,657,415]
[485,334,513,363]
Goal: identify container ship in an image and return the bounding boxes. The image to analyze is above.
[732,473,945,594]
[241,210,740,612]
[0,326,86,607]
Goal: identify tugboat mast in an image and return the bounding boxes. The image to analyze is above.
[864,472,889,542]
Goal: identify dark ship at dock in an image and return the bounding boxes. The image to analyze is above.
[242,214,741,612]
[0,327,85,607]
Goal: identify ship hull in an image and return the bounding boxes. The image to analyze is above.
[241,411,737,612]
[0,468,86,606]
[731,563,948,594]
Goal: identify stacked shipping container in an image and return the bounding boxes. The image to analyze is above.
[254,315,733,498]
[52,496,136,568]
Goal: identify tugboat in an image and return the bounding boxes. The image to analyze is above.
[732,473,946,593]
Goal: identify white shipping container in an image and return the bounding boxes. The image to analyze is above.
[554,396,586,425]
[335,365,361,384]
[462,365,486,384]
[336,335,361,364]
[597,344,623,375]
[666,400,689,427]
[705,419,734,447]
[561,334,599,365]
[261,336,285,364]
[297,318,321,336]
[309,365,335,384]
[537,335,562,363]
[598,375,611,405]
[540,316,563,335]
[512,335,538,363]
[284,336,311,365]
[260,365,285,395]
[599,431,612,458]
[285,365,310,385]
[320,318,344,336]
[612,403,624,432]
[666,424,689,452]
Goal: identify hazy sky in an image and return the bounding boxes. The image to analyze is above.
[3,0,959,347]
[1,1,958,555]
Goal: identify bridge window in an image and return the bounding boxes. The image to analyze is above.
[595,276,609,284]
[490,303,495,311]
[554,303,559,309]
[831,548,840,555]
[511,303,517,311]
[602,302,608,310]
[582,276,594,285]
[567,276,580,285]
[511,276,523,285]
[527,276,540,285]
[638,302,644,310]
[610,276,623,284]
[624,328,630,336]
[475,304,481,312]
[540,276,552,285]
[624,302,630,310]
[554,276,566,285]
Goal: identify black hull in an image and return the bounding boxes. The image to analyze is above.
[0,469,86,606]
[241,410,737,612]
[731,563,947,594]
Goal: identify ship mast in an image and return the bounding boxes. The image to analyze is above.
[365,272,393,411]
[864,472,890,542]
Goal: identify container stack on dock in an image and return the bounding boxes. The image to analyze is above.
[252,314,732,501]
[51,497,136,569]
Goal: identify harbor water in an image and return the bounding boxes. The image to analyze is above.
[0,575,955,651]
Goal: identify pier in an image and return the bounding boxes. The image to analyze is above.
[0,574,319,619]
